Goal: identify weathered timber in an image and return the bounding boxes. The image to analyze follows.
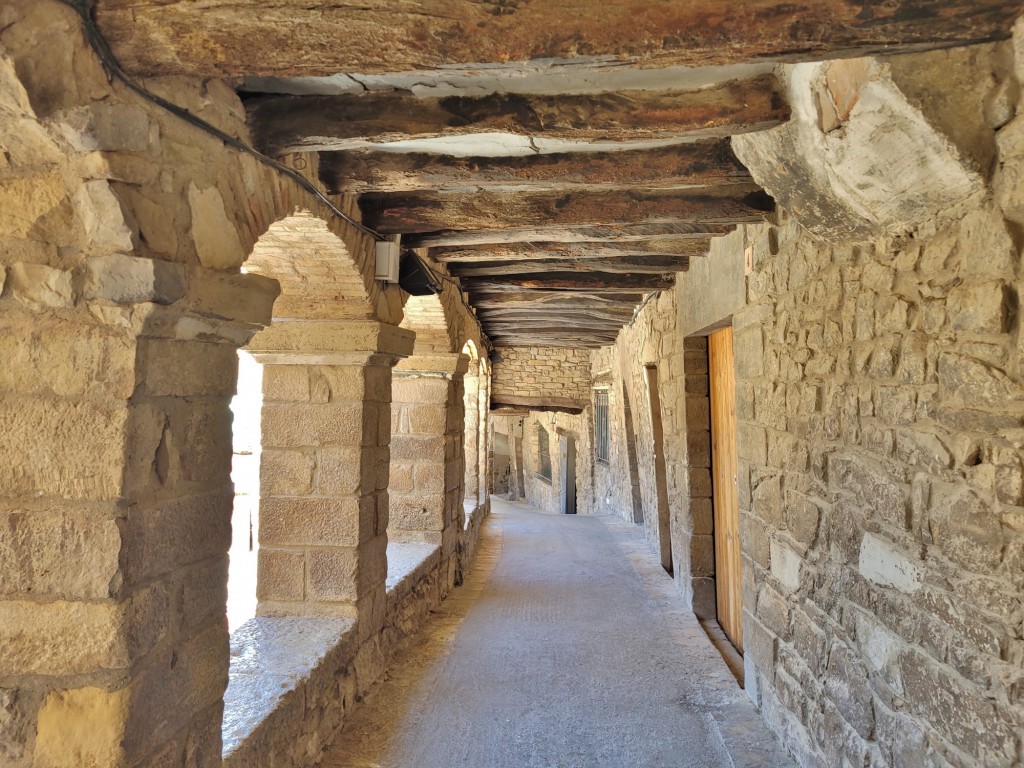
[478,302,638,317]
[463,273,676,291]
[479,308,636,322]
[448,256,689,277]
[489,394,585,414]
[95,0,1021,78]
[361,187,773,234]
[408,222,736,248]
[487,320,627,333]
[470,291,649,305]
[320,139,753,192]
[493,326,622,336]
[429,241,711,262]
[249,80,786,154]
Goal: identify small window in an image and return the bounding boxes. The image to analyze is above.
[594,390,610,464]
[537,425,552,481]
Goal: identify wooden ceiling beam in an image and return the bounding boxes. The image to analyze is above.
[320,139,752,193]
[489,395,585,414]
[479,309,636,322]
[360,187,773,234]
[470,291,649,306]
[96,0,1020,78]
[463,273,675,291]
[406,222,737,248]
[429,241,710,262]
[247,78,786,154]
[403,221,733,247]
[448,256,689,277]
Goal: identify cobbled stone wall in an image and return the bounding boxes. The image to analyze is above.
[735,204,1024,767]
[520,411,594,516]
[586,36,1024,767]
[492,346,592,404]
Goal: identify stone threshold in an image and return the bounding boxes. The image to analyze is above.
[222,540,442,765]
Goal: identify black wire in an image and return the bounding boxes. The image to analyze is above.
[62,0,495,351]
[57,0,385,242]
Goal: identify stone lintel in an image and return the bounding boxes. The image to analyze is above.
[248,320,415,360]
[394,352,470,377]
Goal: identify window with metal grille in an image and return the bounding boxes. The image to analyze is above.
[537,425,552,481]
[594,389,610,464]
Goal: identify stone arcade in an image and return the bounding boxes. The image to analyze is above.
[1,1,1023,766]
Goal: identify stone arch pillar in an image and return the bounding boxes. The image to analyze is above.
[0,255,280,766]
[248,321,413,627]
[391,294,470,593]
[241,213,412,630]
[390,354,468,592]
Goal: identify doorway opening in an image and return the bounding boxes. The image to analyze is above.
[645,364,673,576]
[558,431,577,514]
[709,326,743,654]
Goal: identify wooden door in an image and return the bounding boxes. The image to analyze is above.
[709,327,743,652]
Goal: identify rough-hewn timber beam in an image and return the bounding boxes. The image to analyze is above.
[479,309,636,322]
[429,241,711,262]
[489,395,585,414]
[408,223,735,248]
[449,256,689,277]
[321,139,755,192]
[95,1,1021,78]
[470,291,649,305]
[249,78,787,154]
[493,326,623,335]
[464,273,676,291]
[361,187,773,234]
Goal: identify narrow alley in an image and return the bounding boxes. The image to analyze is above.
[324,498,792,768]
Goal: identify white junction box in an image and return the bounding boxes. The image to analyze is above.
[375,236,401,283]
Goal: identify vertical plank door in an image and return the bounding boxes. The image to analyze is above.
[709,326,743,652]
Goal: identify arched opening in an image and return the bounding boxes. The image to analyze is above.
[462,339,482,520]
[226,210,381,625]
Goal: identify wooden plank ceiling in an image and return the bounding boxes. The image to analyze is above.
[268,80,781,349]
[95,0,1021,350]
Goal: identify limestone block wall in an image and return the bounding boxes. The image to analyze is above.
[734,205,1024,766]
[0,1,411,764]
[721,38,1024,767]
[585,36,1024,766]
[390,369,466,588]
[590,288,716,608]
[520,410,594,516]
[492,346,592,405]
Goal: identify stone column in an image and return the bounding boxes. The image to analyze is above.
[0,257,277,766]
[390,353,468,591]
[249,321,413,634]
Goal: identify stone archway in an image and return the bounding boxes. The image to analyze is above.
[240,210,413,623]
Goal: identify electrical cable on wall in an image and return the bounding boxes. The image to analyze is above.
[57,0,385,242]
[60,0,495,355]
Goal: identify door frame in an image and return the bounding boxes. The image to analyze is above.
[645,364,674,576]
